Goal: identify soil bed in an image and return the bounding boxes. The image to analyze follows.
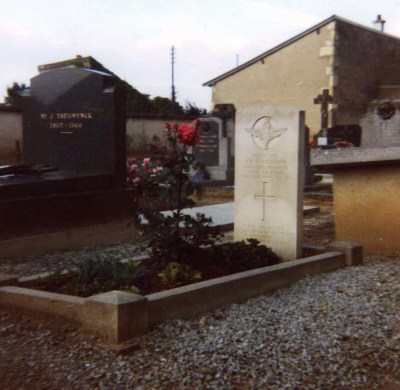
[33,245,281,297]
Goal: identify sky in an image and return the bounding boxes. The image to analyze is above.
[1,0,400,110]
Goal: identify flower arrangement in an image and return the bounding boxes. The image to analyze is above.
[334,141,353,149]
[127,156,164,197]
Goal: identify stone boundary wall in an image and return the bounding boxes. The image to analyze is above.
[0,107,198,164]
[126,113,196,157]
[0,106,22,164]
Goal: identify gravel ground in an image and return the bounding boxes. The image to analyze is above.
[0,196,399,389]
[0,254,399,389]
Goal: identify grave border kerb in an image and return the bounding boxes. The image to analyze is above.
[0,243,361,348]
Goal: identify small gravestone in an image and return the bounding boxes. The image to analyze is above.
[196,120,220,166]
[23,67,126,187]
[194,117,229,181]
[360,100,400,147]
[234,106,305,260]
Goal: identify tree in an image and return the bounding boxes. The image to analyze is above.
[4,82,26,107]
[152,96,184,115]
[183,101,208,116]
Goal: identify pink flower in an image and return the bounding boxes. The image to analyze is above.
[153,167,163,174]
[129,164,138,173]
[142,158,151,165]
[177,123,200,146]
[127,156,136,164]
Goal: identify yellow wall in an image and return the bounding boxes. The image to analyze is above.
[210,23,336,136]
[333,165,400,252]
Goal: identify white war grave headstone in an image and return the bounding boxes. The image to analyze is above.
[234,106,305,261]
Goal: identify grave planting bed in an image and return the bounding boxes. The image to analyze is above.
[0,245,360,347]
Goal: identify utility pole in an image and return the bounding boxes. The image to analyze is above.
[171,46,176,103]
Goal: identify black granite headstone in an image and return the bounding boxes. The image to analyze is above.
[327,125,362,146]
[313,125,362,148]
[195,120,220,167]
[0,66,137,240]
[23,67,126,187]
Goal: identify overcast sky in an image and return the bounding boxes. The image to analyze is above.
[1,0,400,109]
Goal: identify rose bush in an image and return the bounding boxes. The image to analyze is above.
[127,119,223,265]
[129,118,280,282]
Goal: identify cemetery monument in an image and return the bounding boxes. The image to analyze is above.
[0,66,137,242]
[194,116,231,182]
[312,97,400,252]
[234,105,305,260]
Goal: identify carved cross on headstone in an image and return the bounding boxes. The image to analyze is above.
[254,181,276,221]
[313,89,335,131]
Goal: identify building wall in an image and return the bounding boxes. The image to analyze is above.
[210,22,335,136]
[333,20,400,125]
[0,107,22,164]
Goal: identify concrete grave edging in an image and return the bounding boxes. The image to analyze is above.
[0,245,360,346]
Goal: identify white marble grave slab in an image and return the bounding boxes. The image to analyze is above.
[234,106,305,261]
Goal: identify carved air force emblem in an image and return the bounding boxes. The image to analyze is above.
[246,116,287,150]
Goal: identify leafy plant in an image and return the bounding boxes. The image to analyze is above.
[38,257,144,297]
[158,262,201,288]
[132,120,224,265]
[213,239,281,273]
[4,82,26,107]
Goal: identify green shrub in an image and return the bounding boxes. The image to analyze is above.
[158,262,201,288]
[212,239,281,273]
[38,257,143,297]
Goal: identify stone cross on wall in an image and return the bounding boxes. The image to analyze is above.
[313,89,335,130]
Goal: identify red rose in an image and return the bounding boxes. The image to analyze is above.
[177,123,200,146]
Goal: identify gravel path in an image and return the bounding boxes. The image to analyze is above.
[0,242,144,278]
[1,253,399,389]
